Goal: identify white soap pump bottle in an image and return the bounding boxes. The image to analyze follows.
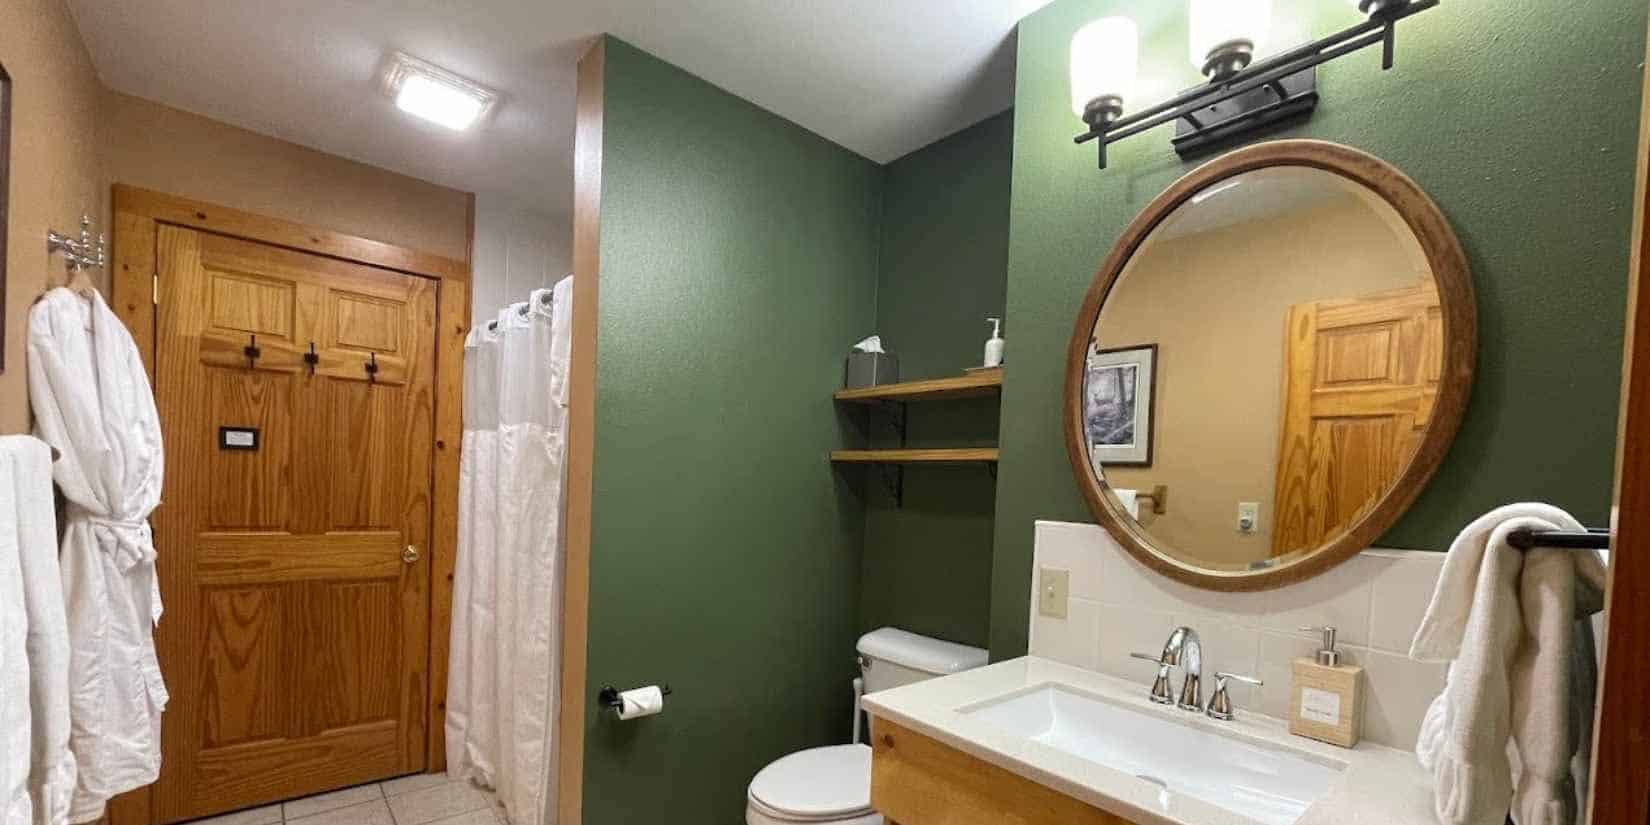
[983,317,1005,368]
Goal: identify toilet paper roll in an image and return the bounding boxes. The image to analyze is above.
[616,685,665,720]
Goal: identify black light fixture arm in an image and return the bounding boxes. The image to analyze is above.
[1075,0,1438,167]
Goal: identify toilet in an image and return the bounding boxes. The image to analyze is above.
[745,628,988,825]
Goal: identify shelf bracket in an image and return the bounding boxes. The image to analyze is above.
[876,463,905,508]
[876,400,909,447]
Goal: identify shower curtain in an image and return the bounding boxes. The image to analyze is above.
[447,276,573,825]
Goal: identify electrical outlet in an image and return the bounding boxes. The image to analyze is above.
[1238,502,1260,533]
[1038,567,1070,619]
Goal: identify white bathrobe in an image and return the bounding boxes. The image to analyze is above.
[27,288,168,824]
[0,437,75,825]
[1410,504,1606,825]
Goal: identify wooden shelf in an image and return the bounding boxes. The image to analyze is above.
[830,448,999,464]
[833,369,1002,404]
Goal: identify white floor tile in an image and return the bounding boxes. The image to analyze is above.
[286,800,393,825]
[381,772,456,798]
[282,784,384,820]
[187,803,283,825]
[387,781,490,825]
[424,809,498,825]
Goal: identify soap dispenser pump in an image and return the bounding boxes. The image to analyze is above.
[1289,625,1364,748]
[983,317,1005,368]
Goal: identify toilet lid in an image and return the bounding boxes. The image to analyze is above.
[748,744,873,819]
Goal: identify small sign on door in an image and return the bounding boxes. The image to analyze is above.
[218,426,260,451]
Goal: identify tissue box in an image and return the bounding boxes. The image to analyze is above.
[844,352,899,389]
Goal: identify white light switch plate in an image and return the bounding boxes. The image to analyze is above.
[1039,567,1070,619]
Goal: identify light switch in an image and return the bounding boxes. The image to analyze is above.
[1238,502,1260,533]
[1038,567,1070,619]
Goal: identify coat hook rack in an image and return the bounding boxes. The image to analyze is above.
[46,215,107,275]
[243,334,261,369]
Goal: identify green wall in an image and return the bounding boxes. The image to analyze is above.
[859,112,1014,648]
[990,0,1648,659]
[584,37,882,825]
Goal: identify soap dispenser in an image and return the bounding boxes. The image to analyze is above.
[983,317,1005,368]
[1289,626,1364,748]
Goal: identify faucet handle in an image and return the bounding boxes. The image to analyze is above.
[1206,671,1264,721]
[1130,652,1176,705]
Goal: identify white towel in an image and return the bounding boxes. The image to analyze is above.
[1409,504,1606,825]
[0,437,75,825]
[0,448,35,825]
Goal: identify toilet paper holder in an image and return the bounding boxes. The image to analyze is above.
[598,684,673,713]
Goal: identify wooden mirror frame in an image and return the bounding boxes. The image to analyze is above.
[1063,139,1477,591]
[0,60,11,373]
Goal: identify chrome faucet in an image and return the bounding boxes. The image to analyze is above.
[1133,626,1202,711]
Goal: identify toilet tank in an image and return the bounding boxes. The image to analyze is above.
[856,627,988,694]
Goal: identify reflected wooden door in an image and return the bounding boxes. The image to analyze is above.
[1271,281,1441,557]
[151,226,437,822]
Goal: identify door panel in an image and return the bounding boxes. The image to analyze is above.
[153,225,436,823]
[1272,282,1441,557]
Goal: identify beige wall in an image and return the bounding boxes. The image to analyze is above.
[1,4,474,433]
[0,0,105,433]
[101,91,472,262]
[1096,196,1428,566]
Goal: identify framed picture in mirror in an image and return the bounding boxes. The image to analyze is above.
[1084,344,1156,467]
[0,61,10,372]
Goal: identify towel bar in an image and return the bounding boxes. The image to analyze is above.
[1506,527,1609,551]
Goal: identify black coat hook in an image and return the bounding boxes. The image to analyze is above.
[243,334,261,369]
[303,342,319,375]
[365,352,379,384]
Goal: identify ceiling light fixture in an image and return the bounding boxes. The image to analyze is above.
[1073,0,1437,169]
[380,52,498,131]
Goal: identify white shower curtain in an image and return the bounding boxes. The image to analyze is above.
[447,276,573,825]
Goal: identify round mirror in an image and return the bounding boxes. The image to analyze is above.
[1065,140,1475,590]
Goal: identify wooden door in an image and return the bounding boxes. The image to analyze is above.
[151,226,437,823]
[1271,281,1441,557]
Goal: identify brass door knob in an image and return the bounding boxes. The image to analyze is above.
[402,545,421,564]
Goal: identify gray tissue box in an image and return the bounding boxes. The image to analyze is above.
[844,352,899,389]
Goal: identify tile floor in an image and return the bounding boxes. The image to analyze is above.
[185,773,500,825]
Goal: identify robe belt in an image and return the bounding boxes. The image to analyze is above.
[71,510,157,573]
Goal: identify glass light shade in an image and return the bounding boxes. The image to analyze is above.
[1070,17,1139,117]
[1188,0,1272,70]
[396,74,487,130]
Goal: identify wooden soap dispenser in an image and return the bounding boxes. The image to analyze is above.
[1289,625,1364,748]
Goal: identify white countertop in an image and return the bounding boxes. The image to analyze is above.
[861,656,1438,825]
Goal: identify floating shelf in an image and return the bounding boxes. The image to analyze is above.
[833,369,1002,404]
[830,448,999,464]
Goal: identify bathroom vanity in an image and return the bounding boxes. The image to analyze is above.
[862,657,1436,825]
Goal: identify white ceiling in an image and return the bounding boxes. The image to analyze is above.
[67,0,1057,218]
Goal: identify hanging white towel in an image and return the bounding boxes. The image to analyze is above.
[0,437,75,825]
[0,448,35,825]
[27,288,168,824]
[1409,504,1606,825]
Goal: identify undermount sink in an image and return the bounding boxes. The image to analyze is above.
[961,684,1345,825]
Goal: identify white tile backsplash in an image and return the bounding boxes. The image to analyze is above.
[1029,520,1448,750]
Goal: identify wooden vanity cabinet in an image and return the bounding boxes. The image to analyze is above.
[868,718,1138,825]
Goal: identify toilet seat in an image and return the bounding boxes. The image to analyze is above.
[746,744,881,824]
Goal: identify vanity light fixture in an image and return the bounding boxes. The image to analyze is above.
[1070,17,1140,136]
[380,52,499,131]
[1073,0,1437,169]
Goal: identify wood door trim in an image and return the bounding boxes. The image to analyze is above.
[108,186,470,825]
[554,37,605,825]
[114,186,468,282]
[1589,10,1650,822]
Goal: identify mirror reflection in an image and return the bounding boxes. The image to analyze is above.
[1086,165,1440,571]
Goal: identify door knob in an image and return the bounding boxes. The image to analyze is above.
[402,545,420,564]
